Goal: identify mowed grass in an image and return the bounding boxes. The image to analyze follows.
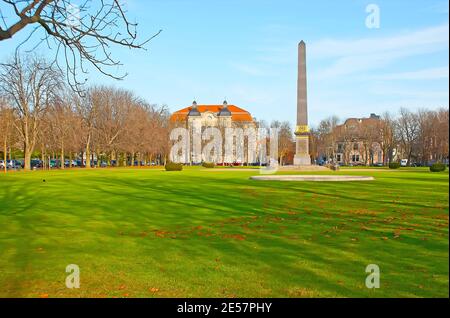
[0,167,448,298]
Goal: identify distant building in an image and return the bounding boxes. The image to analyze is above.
[170,101,257,164]
[171,100,255,127]
[332,113,383,165]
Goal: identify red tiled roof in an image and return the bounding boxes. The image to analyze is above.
[170,105,253,122]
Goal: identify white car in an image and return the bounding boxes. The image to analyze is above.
[0,160,16,169]
[400,159,408,167]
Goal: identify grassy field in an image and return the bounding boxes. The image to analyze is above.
[0,167,448,298]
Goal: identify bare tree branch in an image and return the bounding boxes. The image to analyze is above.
[0,0,162,94]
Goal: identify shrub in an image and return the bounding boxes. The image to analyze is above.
[202,162,215,169]
[326,164,340,171]
[430,163,446,172]
[389,162,401,169]
[165,162,183,171]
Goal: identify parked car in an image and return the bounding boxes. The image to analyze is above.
[400,159,408,167]
[316,159,326,166]
[6,160,22,169]
[49,159,61,168]
[0,160,5,169]
[31,159,43,169]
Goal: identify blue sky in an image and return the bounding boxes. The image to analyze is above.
[0,0,448,126]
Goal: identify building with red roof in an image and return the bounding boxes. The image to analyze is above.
[170,101,255,125]
[170,101,257,164]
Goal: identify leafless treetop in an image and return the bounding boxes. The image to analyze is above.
[0,0,162,93]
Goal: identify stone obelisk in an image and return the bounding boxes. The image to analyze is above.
[294,40,311,166]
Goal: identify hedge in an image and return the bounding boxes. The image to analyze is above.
[165,162,183,171]
[430,163,446,172]
[202,162,215,169]
[389,162,401,169]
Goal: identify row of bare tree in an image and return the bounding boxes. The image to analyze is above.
[310,108,449,166]
[0,55,170,172]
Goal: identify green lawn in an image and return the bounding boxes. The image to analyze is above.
[0,167,448,298]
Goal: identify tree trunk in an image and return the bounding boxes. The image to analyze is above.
[85,146,91,169]
[24,148,31,171]
[61,142,65,170]
[3,137,6,174]
[41,146,45,170]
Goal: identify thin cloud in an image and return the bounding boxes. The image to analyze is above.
[309,24,449,59]
[371,66,449,80]
[311,24,449,79]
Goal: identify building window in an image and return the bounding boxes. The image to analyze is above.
[337,154,342,162]
[352,155,360,162]
[353,143,359,151]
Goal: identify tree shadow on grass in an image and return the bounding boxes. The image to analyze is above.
[0,170,447,297]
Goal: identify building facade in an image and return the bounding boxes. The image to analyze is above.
[170,101,257,164]
[332,114,384,165]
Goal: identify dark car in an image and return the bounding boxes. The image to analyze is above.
[76,159,84,167]
[31,159,43,169]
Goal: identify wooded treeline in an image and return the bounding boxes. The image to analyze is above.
[0,55,170,171]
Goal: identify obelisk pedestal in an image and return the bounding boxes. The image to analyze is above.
[294,137,310,165]
[294,40,311,166]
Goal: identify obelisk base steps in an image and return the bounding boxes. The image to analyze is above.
[294,154,311,166]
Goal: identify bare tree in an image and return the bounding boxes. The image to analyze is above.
[380,112,395,165]
[94,86,132,163]
[395,108,420,166]
[414,108,449,165]
[0,98,15,173]
[47,90,76,168]
[0,54,63,170]
[359,120,380,165]
[316,116,340,162]
[0,0,161,92]
[271,120,294,166]
[436,108,449,163]
[75,86,99,168]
